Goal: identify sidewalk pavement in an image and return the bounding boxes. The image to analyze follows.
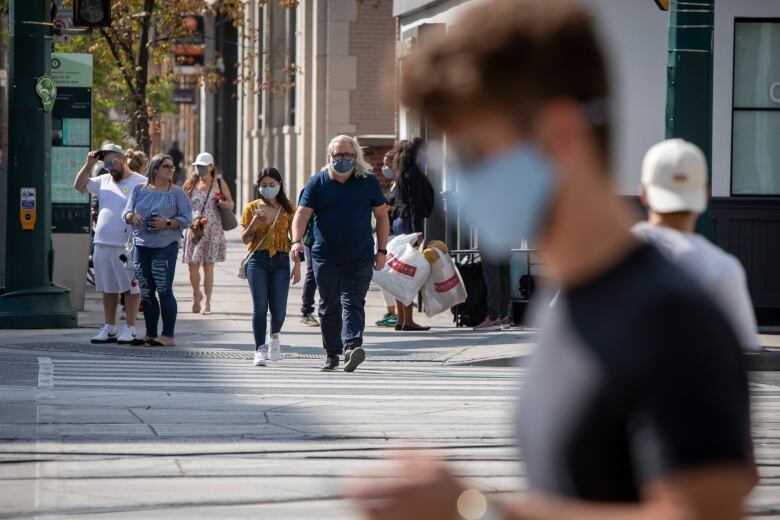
[3,229,780,368]
[0,230,534,367]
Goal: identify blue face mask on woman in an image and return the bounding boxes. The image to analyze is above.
[381,166,394,179]
[333,158,355,175]
[454,143,556,255]
[259,185,280,200]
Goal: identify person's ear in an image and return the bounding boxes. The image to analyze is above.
[534,100,598,180]
[638,186,649,208]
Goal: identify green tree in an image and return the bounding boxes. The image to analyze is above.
[57,0,297,154]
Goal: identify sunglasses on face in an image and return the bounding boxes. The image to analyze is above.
[158,164,175,171]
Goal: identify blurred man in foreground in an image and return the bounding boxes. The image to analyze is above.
[349,1,756,519]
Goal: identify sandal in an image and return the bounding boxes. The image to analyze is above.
[192,292,202,313]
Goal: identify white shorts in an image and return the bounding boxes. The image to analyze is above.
[93,244,140,295]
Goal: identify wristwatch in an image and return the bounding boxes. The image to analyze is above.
[165,219,172,228]
[377,248,388,255]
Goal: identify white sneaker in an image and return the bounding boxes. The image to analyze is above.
[91,325,118,344]
[117,325,137,345]
[268,337,281,361]
[253,346,268,366]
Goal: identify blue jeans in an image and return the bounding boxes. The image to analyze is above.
[246,251,291,348]
[300,245,318,316]
[134,241,179,338]
[312,258,374,356]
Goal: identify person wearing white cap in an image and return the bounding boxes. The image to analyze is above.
[633,138,760,352]
[74,143,147,345]
[182,152,235,314]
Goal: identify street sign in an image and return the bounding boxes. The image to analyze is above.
[51,53,92,233]
[173,87,196,104]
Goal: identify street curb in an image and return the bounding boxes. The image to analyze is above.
[445,356,523,368]
[745,351,780,371]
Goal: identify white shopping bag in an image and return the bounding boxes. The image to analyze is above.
[373,233,430,306]
[421,247,468,317]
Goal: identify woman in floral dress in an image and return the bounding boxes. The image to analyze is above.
[182,152,235,314]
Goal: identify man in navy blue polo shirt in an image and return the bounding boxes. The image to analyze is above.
[291,135,390,372]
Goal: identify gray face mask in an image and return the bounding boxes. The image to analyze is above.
[196,165,210,177]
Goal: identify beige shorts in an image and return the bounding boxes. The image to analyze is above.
[93,244,140,295]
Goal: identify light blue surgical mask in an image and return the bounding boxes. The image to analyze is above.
[259,185,280,200]
[381,166,394,179]
[333,158,354,175]
[454,143,556,255]
[418,155,428,170]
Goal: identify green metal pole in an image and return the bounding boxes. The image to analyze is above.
[665,0,715,237]
[0,0,76,328]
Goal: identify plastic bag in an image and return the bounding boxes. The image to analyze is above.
[422,247,468,317]
[373,233,430,306]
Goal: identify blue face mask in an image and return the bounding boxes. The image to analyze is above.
[259,185,280,200]
[333,158,354,175]
[418,156,428,170]
[381,166,394,179]
[454,143,556,255]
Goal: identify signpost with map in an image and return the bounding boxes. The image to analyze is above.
[50,52,92,232]
[49,52,93,313]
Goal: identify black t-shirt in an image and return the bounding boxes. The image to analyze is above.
[516,244,753,502]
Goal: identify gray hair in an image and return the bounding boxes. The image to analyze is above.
[324,135,372,178]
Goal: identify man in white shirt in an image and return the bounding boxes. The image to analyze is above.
[633,138,761,352]
[74,143,147,344]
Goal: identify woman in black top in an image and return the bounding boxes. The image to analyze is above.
[391,138,435,236]
[390,139,435,331]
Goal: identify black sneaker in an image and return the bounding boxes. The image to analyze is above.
[320,355,339,371]
[343,346,365,373]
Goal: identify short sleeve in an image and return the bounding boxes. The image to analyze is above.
[367,175,386,207]
[240,202,256,227]
[715,260,760,351]
[86,175,102,195]
[628,296,753,485]
[121,184,142,221]
[299,176,318,209]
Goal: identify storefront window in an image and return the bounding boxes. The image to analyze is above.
[732,20,780,195]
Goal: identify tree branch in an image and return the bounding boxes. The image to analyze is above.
[98,27,138,97]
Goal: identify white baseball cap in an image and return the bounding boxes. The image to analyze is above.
[96,142,125,160]
[641,138,708,214]
[192,152,214,167]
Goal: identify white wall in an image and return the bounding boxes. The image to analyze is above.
[397,0,669,196]
[712,0,780,197]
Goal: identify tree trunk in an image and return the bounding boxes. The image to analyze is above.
[134,0,156,155]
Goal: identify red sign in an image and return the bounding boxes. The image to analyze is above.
[387,254,417,278]
[435,274,460,293]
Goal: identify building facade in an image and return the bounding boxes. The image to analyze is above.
[394,0,780,319]
[234,0,397,211]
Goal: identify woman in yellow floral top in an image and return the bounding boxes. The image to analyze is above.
[240,168,301,366]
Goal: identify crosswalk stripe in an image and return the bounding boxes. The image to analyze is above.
[48,360,521,401]
[52,380,517,391]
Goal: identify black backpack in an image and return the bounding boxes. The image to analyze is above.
[452,260,487,327]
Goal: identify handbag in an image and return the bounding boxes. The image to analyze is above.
[237,205,283,280]
[191,178,214,243]
[217,179,239,231]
